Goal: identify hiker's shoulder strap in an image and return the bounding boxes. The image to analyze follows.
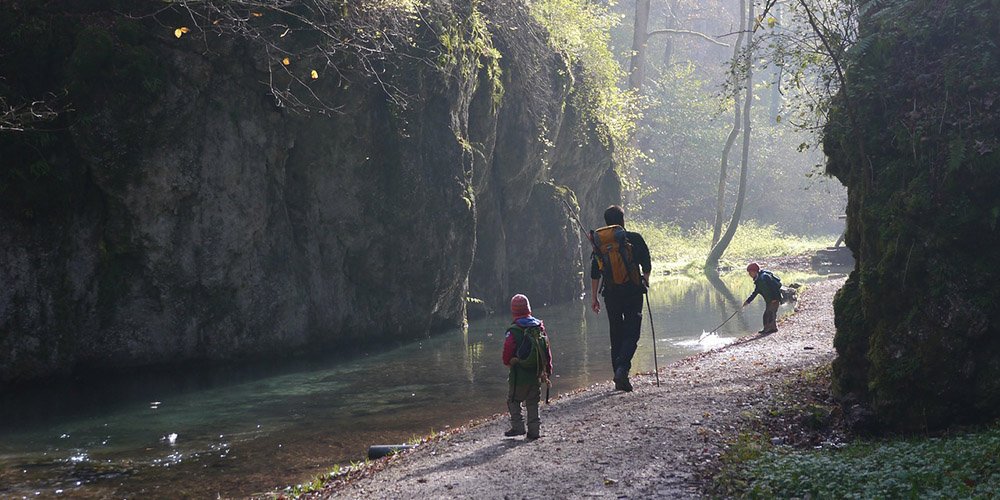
[529,325,547,341]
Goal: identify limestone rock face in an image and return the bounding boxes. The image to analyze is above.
[0,1,618,384]
[825,0,1000,431]
[466,4,620,310]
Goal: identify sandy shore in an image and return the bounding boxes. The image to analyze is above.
[307,276,845,499]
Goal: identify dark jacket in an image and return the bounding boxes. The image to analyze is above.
[590,230,651,298]
[746,270,781,303]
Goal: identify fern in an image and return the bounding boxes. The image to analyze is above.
[850,33,875,57]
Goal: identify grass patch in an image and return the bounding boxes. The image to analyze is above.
[725,421,1000,498]
[630,220,835,274]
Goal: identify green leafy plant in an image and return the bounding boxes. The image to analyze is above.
[735,422,1000,498]
[528,0,639,167]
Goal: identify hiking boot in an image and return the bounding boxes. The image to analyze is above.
[613,368,625,390]
[504,428,526,437]
[619,377,633,392]
[614,367,632,392]
[526,432,540,440]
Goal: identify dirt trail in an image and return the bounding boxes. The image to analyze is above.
[317,277,845,499]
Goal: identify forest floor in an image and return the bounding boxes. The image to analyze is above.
[299,273,847,499]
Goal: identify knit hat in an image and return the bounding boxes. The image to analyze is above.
[510,294,531,319]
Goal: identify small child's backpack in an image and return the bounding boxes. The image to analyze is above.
[590,225,642,289]
[513,324,550,379]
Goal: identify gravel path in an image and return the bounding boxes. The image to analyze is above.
[314,277,845,499]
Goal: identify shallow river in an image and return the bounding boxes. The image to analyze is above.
[0,270,834,498]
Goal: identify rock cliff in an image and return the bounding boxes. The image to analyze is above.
[0,0,619,384]
[825,0,1000,431]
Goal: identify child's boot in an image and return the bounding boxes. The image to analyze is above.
[525,402,540,440]
[505,399,526,436]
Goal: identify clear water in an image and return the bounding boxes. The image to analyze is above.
[0,271,834,498]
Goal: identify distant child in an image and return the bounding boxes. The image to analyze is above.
[502,294,553,440]
[742,262,782,334]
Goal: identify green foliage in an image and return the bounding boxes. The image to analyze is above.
[759,0,860,138]
[634,63,730,220]
[733,422,1000,498]
[725,431,771,463]
[528,0,639,165]
[713,431,774,494]
[631,219,835,273]
[600,5,847,234]
[281,462,347,497]
[437,2,503,109]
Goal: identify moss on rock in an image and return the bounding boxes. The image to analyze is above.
[826,0,1000,431]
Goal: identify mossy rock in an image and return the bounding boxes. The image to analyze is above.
[825,0,1000,432]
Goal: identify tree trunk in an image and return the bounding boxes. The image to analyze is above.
[706,0,754,270]
[768,3,783,125]
[661,0,680,67]
[711,0,747,246]
[624,0,651,208]
[629,0,652,92]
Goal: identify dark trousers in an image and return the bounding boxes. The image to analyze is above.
[605,293,644,376]
[762,299,780,332]
[507,383,541,434]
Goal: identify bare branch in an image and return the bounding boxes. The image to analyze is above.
[0,92,71,133]
[645,28,729,47]
[150,0,440,114]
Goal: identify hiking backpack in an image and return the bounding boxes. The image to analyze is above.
[590,225,642,289]
[760,270,784,302]
[513,325,550,378]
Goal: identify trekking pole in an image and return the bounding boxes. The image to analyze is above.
[561,199,596,247]
[644,290,661,387]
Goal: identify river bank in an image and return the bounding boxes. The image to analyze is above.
[292,276,846,499]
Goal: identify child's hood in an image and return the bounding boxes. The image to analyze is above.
[514,316,542,328]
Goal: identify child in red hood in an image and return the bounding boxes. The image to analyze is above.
[502,294,553,440]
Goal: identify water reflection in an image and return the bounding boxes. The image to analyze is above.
[705,269,751,331]
[0,270,835,498]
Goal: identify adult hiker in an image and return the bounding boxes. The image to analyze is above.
[589,205,651,392]
[742,262,782,334]
[502,294,553,440]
